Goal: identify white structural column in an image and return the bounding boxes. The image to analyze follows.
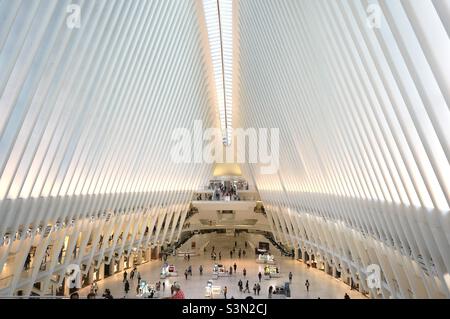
[236,0,450,299]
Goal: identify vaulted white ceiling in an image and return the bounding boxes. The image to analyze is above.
[0,0,449,299]
[237,0,450,299]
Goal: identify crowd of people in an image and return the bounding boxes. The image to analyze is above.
[215,184,240,201]
[195,183,243,201]
[75,264,187,299]
[69,239,354,300]
[209,243,248,261]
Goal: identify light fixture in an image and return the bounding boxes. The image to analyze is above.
[203,0,233,145]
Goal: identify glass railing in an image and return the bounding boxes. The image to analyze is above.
[193,193,259,201]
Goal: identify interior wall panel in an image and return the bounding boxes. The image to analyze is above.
[237,0,450,299]
[0,0,216,296]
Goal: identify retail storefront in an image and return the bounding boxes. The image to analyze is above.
[160,263,178,279]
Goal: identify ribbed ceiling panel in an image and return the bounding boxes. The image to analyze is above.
[0,1,215,201]
[237,0,450,299]
[0,0,216,295]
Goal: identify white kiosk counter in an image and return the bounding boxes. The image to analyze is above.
[256,253,276,264]
[138,281,160,299]
[212,264,230,279]
[205,280,222,299]
[271,285,289,299]
[160,263,178,279]
[263,265,282,279]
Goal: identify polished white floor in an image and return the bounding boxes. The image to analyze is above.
[79,235,365,299]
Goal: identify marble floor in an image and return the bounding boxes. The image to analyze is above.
[78,235,365,299]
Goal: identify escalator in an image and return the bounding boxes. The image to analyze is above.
[263,233,294,257]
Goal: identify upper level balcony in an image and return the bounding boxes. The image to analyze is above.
[194,176,259,201]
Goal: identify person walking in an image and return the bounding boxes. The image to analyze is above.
[256,283,261,296]
[243,268,247,277]
[233,263,237,274]
[219,251,222,260]
[229,266,233,275]
[103,289,114,299]
[130,268,135,280]
[123,270,127,282]
[25,253,31,270]
[184,269,188,280]
[244,280,250,293]
[171,282,185,299]
[258,272,262,282]
[137,272,141,285]
[238,279,243,292]
[124,280,130,295]
[199,265,203,275]
[187,254,190,262]
[253,283,257,295]
[268,286,273,299]
[230,250,233,259]
[289,272,293,283]
[162,281,166,292]
[91,282,98,295]
[305,279,310,292]
[223,286,228,299]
